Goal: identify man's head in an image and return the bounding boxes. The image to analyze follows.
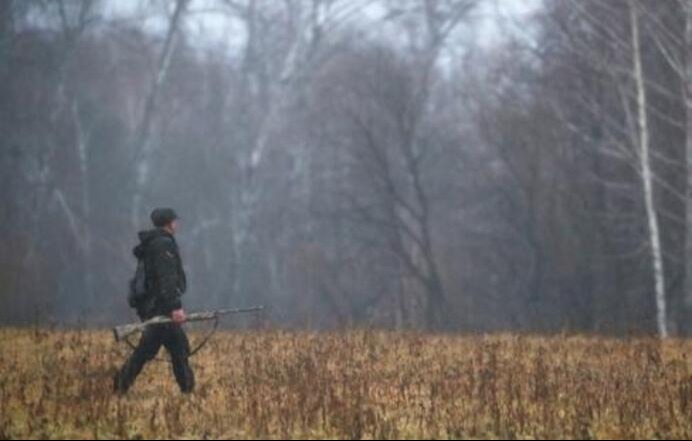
[151,208,180,234]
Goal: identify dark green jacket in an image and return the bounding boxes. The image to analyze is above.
[134,229,187,318]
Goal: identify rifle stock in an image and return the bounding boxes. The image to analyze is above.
[113,306,265,342]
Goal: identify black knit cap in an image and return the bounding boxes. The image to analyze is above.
[151,208,179,228]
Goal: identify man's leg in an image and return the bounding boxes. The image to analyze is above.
[115,326,163,395]
[163,324,195,394]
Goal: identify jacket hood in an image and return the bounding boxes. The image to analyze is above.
[133,229,170,258]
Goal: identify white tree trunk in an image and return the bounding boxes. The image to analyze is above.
[229,0,324,299]
[72,100,95,306]
[684,0,692,317]
[631,1,668,338]
[131,0,188,226]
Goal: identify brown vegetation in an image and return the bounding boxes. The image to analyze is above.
[1,329,692,439]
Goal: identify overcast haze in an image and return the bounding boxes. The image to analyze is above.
[102,0,542,49]
[1,0,690,338]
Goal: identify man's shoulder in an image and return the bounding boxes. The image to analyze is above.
[148,235,177,254]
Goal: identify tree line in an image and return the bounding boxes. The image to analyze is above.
[1,0,692,336]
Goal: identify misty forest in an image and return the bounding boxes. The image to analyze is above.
[3,0,692,337]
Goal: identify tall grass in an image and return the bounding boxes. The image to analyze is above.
[1,329,691,439]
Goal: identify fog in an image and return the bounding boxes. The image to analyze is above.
[1,0,690,336]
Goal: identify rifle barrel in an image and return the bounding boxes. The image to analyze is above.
[113,306,264,342]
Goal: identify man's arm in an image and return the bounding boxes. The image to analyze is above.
[150,238,184,316]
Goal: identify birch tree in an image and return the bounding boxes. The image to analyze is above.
[131,0,190,226]
[547,0,683,336]
[37,0,101,310]
[683,0,692,324]
[473,0,684,335]
[629,0,668,338]
[218,0,372,303]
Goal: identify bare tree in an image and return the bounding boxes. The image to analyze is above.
[218,0,372,303]
[312,0,478,330]
[683,0,692,322]
[131,0,190,226]
[38,0,101,309]
[4,0,691,333]
[629,0,668,337]
[537,0,680,337]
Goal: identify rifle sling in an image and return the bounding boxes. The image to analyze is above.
[189,313,220,358]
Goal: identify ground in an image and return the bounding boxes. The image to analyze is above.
[1,329,691,439]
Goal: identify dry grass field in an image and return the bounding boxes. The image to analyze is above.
[1,329,692,439]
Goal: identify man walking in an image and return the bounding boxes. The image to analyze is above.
[115,208,194,395]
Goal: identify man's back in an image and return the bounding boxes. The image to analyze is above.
[135,228,187,320]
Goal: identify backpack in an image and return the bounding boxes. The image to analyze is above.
[127,254,155,319]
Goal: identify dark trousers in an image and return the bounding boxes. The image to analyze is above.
[116,323,195,394]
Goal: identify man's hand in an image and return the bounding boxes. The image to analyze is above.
[172,309,186,325]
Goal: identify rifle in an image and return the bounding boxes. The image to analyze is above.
[113,306,264,343]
